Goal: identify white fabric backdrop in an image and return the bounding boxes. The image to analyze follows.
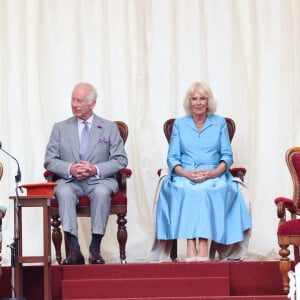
[0,0,300,265]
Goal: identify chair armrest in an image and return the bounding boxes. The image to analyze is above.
[230,167,246,182]
[44,170,55,182]
[45,169,132,192]
[275,197,297,221]
[158,167,245,179]
[119,168,132,177]
[44,170,61,182]
[115,168,132,193]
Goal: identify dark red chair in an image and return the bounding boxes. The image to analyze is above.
[158,117,246,262]
[44,121,132,264]
[275,147,300,294]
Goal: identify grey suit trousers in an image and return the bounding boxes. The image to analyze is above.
[55,179,112,237]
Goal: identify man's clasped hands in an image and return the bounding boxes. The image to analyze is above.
[70,161,97,180]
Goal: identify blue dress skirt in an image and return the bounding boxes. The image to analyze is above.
[156,168,251,245]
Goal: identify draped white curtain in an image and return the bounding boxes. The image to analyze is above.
[0,0,300,265]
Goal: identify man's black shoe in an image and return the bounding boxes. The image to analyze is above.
[89,250,105,264]
[62,250,85,265]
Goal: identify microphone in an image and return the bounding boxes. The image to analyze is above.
[8,240,18,267]
[0,141,22,184]
[0,141,23,270]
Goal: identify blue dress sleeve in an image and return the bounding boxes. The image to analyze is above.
[219,118,233,171]
[167,119,182,172]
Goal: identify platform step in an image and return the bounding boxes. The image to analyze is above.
[0,261,287,300]
[61,262,229,280]
[88,297,287,300]
[60,296,287,300]
[61,262,231,299]
[62,276,230,299]
[59,262,286,300]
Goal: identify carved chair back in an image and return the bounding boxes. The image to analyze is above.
[275,147,300,294]
[286,147,300,210]
[163,117,235,144]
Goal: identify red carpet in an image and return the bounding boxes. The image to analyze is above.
[0,261,288,299]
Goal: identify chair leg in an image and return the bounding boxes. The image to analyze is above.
[64,232,70,258]
[51,215,63,264]
[294,245,300,263]
[116,213,127,264]
[279,244,291,295]
[170,239,177,262]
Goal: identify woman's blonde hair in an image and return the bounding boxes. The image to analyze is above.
[183,82,217,115]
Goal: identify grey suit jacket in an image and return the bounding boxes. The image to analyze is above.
[44,114,128,194]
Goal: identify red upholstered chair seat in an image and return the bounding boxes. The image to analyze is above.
[275,147,300,294]
[51,191,127,208]
[278,219,300,236]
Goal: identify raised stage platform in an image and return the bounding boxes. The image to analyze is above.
[0,261,288,299]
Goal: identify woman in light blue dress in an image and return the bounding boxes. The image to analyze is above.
[156,82,252,262]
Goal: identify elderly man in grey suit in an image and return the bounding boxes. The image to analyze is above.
[44,82,128,265]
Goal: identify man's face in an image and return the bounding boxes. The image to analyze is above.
[71,85,96,120]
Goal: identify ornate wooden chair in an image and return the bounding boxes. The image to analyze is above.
[275,147,300,294]
[158,117,246,261]
[44,121,132,264]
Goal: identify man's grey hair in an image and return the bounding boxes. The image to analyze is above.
[73,82,98,104]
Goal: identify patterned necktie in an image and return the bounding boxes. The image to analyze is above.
[79,121,90,160]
